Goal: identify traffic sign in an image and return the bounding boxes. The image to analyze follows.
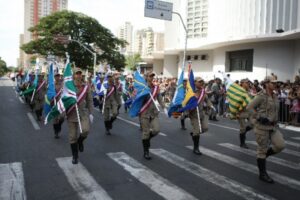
[144,0,173,21]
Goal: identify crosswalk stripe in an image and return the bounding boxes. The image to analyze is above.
[107,152,197,200]
[292,137,300,141]
[246,141,300,157]
[0,162,26,200]
[18,97,24,104]
[285,140,300,148]
[186,146,300,191]
[151,149,276,200]
[56,157,113,200]
[117,116,167,137]
[219,143,300,170]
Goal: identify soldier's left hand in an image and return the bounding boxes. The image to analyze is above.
[89,114,94,123]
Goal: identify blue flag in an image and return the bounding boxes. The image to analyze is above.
[129,71,151,117]
[168,70,185,117]
[179,65,198,112]
[44,64,56,116]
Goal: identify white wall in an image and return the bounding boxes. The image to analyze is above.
[295,40,300,77]
[212,40,296,82]
[153,59,164,75]
[163,55,178,77]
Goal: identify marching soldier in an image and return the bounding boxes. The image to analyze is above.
[103,73,118,135]
[140,72,165,160]
[67,68,93,164]
[53,72,64,139]
[189,78,212,155]
[246,76,285,183]
[237,78,253,148]
[33,74,47,121]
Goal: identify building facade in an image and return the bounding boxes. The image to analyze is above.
[22,0,68,68]
[117,22,133,54]
[161,0,300,81]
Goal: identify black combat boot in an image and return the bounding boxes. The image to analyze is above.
[192,135,202,155]
[104,121,111,135]
[53,124,60,139]
[142,139,151,160]
[77,135,86,152]
[245,125,253,132]
[266,148,276,157]
[257,158,274,183]
[110,116,117,129]
[71,143,78,164]
[239,133,249,149]
[180,119,186,130]
[117,105,121,114]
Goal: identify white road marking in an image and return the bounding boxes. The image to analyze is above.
[117,116,167,137]
[27,112,40,130]
[151,149,276,200]
[0,162,26,200]
[107,152,197,200]
[186,146,300,191]
[56,157,113,200]
[219,143,300,170]
[285,140,300,148]
[292,137,300,141]
[208,122,239,131]
[18,97,24,104]
[246,141,300,157]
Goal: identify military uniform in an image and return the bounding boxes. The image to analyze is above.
[140,72,165,160]
[115,79,123,114]
[53,75,64,138]
[237,78,253,148]
[103,76,118,135]
[33,76,47,121]
[67,68,93,164]
[189,84,212,155]
[246,77,285,183]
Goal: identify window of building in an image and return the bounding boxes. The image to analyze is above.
[226,49,253,72]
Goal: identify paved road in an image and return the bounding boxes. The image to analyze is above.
[0,77,299,200]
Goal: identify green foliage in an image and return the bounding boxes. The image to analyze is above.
[21,10,126,70]
[125,53,142,71]
[0,57,8,76]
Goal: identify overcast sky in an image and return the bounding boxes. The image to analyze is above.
[0,0,164,67]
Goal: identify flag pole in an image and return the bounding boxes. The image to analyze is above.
[102,92,106,113]
[196,107,202,133]
[75,103,83,133]
[30,89,36,103]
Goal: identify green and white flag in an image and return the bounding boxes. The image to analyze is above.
[44,63,77,124]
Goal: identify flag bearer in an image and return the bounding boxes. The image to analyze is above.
[140,72,165,160]
[188,77,212,155]
[33,74,47,121]
[52,72,64,139]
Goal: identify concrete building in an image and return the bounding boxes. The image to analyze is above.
[117,22,133,54]
[18,34,25,68]
[22,0,68,68]
[161,0,300,81]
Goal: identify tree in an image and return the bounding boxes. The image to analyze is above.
[0,57,8,76]
[21,11,126,70]
[125,53,143,71]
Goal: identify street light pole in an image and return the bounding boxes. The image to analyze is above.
[172,11,188,74]
[69,39,97,77]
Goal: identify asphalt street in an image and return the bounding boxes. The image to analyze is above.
[0,77,299,200]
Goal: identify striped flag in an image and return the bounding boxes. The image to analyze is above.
[44,63,77,124]
[227,83,252,118]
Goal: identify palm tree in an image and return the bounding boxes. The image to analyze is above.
[125,53,142,71]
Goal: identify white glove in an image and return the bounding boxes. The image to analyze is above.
[89,114,94,123]
[164,108,168,116]
[210,105,216,112]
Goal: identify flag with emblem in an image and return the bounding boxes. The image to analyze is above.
[44,62,77,124]
[43,63,56,116]
[168,69,185,117]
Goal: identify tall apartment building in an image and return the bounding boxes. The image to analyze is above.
[18,34,25,68]
[162,0,300,81]
[133,27,157,57]
[22,0,68,68]
[117,22,133,54]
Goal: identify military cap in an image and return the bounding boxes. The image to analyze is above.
[240,78,250,83]
[195,77,204,82]
[74,68,83,74]
[145,71,155,77]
